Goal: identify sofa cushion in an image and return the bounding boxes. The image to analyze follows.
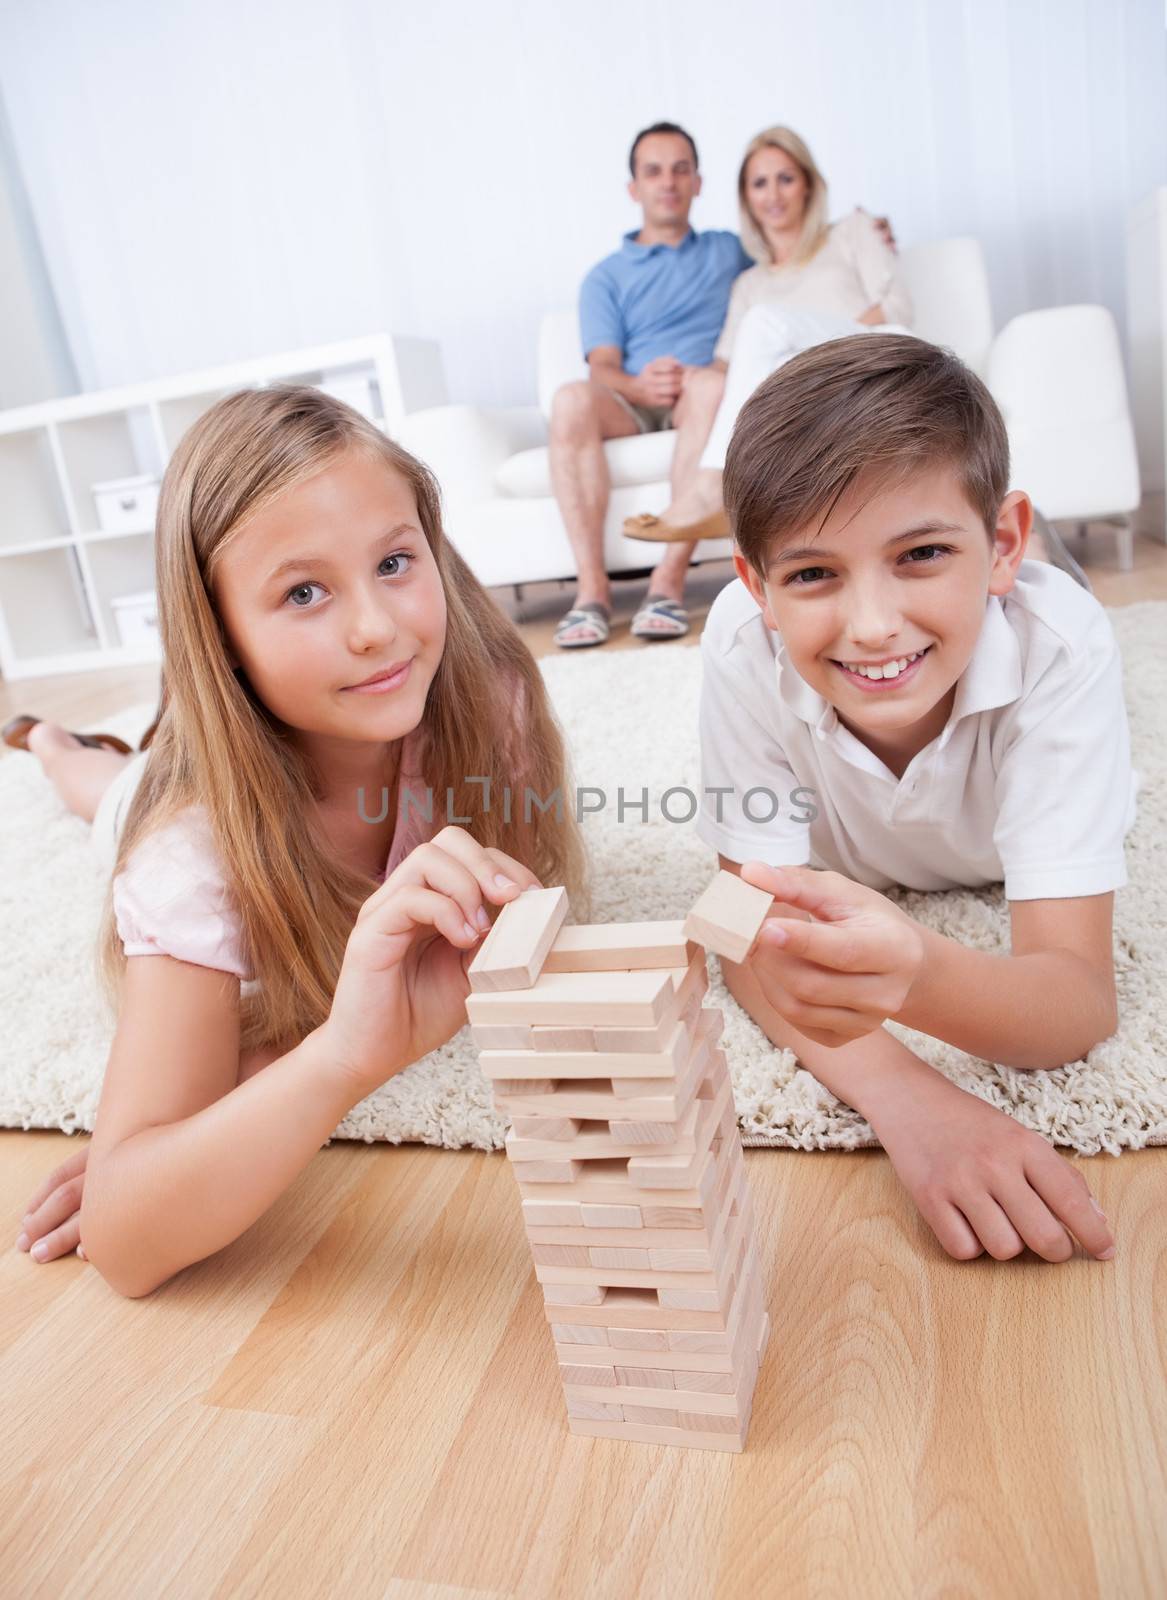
[494,429,678,498]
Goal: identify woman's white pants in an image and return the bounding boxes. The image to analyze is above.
[699,304,913,471]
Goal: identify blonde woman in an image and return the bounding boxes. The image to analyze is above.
[625,125,911,544]
[8,385,586,1294]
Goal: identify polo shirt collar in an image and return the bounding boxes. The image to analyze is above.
[774,593,1023,747]
[621,227,697,259]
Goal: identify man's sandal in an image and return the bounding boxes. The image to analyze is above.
[623,509,731,544]
[630,594,690,640]
[1,714,134,756]
[553,601,611,649]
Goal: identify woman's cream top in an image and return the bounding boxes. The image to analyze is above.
[714,207,913,363]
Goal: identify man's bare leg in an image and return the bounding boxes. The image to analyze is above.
[25,723,132,824]
[548,379,640,636]
[644,366,726,607]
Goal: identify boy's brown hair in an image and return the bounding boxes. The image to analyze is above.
[724,332,1011,572]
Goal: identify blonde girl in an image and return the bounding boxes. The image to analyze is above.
[11,385,586,1296]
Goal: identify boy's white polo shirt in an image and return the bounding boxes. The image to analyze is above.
[696,560,1137,901]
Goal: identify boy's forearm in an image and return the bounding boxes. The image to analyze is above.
[81,1028,360,1298]
[723,952,936,1127]
[897,926,1117,1070]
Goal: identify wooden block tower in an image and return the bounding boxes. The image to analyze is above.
[465,871,774,1454]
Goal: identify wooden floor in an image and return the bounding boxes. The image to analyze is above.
[3,529,1166,1598]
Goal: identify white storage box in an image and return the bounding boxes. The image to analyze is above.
[92,474,160,534]
[315,373,380,420]
[111,589,159,648]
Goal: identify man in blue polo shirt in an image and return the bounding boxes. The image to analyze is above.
[550,122,751,648]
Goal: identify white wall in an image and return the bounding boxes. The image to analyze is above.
[0,0,1164,409]
[0,84,77,407]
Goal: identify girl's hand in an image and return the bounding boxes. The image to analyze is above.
[740,861,925,1047]
[321,825,542,1097]
[15,1142,89,1263]
[871,1069,1116,1263]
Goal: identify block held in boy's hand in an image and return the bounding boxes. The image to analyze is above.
[683,870,774,964]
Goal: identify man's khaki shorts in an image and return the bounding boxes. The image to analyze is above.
[611,392,675,434]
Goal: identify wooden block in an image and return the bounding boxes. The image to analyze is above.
[613,1364,675,1389]
[640,1200,707,1230]
[516,1151,712,1208]
[466,967,677,1026]
[608,1113,691,1146]
[683,870,774,964]
[623,1404,680,1427]
[497,1042,717,1142]
[566,1415,746,1454]
[543,1284,605,1307]
[561,1257,760,1367]
[529,1025,596,1052]
[468,885,569,992]
[470,1022,534,1049]
[555,1338,736,1376]
[532,1243,592,1267]
[484,1012,699,1083]
[564,1373,749,1418]
[670,1368,735,1395]
[534,1195,747,1302]
[588,1246,651,1269]
[565,1397,623,1421]
[550,1322,610,1346]
[625,1077,730,1187]
[559,1363,618,1388]
[649,1241,716,1273]
[528,1218,706,1249]
[527,1168,747,1253]
[494,1077,554,1096]
[677,1409,742,1434]
[505,1091,702,1164]
[543,1283,722,1333]
[510,1114,582,1141]
[608,1326,669,1351]
[581,1203,642,1229]
[544,921,697,973]
[511,1157,581,1183]
[522,1199,582,1227]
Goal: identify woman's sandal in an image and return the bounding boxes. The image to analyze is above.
[623,509,731,544]
[630,594,690,641]
[1,714,134,756]
[553,601,611,649]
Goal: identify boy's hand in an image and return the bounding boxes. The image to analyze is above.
[740,862,924,1046]
[869,1067,1116,1263]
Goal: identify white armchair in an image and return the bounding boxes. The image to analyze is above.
[396,237,1141,587]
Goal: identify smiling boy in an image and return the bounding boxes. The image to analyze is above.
[697,332,1137,1265]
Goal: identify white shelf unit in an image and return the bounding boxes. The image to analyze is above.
[0,333,446,680]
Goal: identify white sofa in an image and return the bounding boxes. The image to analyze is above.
[396,236,1139,587]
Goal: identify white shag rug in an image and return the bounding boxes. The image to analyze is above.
[2,601,1165,1156]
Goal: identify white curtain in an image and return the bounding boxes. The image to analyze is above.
[0,0,1163,408]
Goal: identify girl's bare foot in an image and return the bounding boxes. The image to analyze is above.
[26,721,85,762]
[24,722,133,823]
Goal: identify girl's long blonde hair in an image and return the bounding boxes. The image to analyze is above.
[96,385,588,1053]
[737,125,830,268]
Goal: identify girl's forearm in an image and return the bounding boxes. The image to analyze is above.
[80,1027,360,1297]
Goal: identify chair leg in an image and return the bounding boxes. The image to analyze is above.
[1114,516,1135,572]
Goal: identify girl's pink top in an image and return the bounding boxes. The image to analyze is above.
[112,731,433,980]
